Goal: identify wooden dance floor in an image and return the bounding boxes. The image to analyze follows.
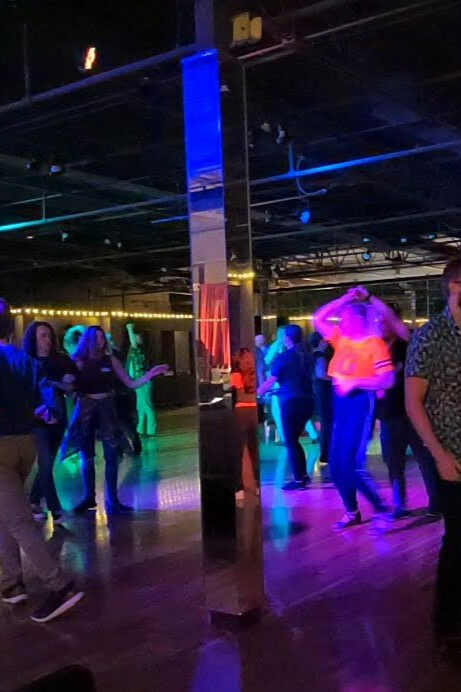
[0,408,457,691]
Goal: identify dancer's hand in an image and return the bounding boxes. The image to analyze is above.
[435,449,461,482]
[148,364,169,379]
[354,285,370,301]
[335,379,355,396]
[34,405,58,425]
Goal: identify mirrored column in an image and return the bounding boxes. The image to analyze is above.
[182,49,264,626]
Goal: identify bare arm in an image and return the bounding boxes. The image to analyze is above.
[339,370,395,393]
[313,292,352,340]
[111,356,168,389]
[257,375,277,398]
[369,295,410,341]
[126,323,139,350]
[265,340,282,367]
[406,376,461,480]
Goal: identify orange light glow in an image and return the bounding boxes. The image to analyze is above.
[84,46,97,71]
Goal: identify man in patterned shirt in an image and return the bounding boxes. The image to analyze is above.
[406,257,461,641]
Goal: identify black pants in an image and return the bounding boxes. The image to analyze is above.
[280,397,313,482]
[234,407,259,491]
[314,382,333,465]
[30,424,65,518]
[380,415,440,512]
[435,480,461,636]
[330,390,386,513]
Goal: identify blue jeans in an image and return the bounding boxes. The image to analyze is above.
[330,390,386,513]
[76,398,120,507]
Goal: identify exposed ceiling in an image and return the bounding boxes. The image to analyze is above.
[1,0,461,306]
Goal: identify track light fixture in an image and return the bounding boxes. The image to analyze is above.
[49,163,64,176]
[300,209,311,224]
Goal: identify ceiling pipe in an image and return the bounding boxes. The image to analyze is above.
[0,43,198,117]
[239,0,445,64]
[252,208,461,243]
[0,193,186,234]
[251,191,327,208]
[250,139,461,188]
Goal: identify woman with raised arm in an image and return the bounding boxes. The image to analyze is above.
[126,323,158,437]
[314,287,394,531]
[64,326,168,515]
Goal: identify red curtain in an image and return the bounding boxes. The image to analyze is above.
[199,283,231,371]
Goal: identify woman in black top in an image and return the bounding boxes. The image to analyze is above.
[258,324,314,490]
[310,331,334,472]
[64,326,168,515]
[23,321,76,523]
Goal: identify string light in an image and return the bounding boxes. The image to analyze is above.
[11,307,193,320]
[228,271,255,280]
[262,315,277,320]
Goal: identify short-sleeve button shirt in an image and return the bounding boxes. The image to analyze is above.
[405,306,461,460]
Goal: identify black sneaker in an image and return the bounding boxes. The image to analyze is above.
[105,501,135,515]
[426,509,442,521]
[391,507,412,521]
[30,581,84,623]
[282,478,311,491]
[31,504,47,521]
[73,498,97,514]
[334,511,362,530]
[2,583,27,605]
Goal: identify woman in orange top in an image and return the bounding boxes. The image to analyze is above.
[314,287,394,530]
[231,349,259,497]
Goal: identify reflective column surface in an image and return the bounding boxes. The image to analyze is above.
[182,49,264,625]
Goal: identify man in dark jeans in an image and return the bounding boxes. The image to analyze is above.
[0,299,83,622]
[374,302,440,519]
[309,332,334,478]
[406,257,461,644]
[258,325,313,490]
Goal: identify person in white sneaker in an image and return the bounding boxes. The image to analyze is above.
[314,287,395,530]
[0,299,83,622]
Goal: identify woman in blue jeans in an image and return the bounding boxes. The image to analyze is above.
[258,325,314,490]
[63,326,168,515]
[23,321,77,524]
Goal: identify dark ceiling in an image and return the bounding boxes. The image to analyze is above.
[1,0,461,307]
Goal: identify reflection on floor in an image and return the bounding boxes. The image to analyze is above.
[0,408,457,691]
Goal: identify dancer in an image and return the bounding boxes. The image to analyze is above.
[309,331,334,475]
[231,348,259,499]
[107,332,142,456]
[255,334,270,438]
[264,326,286,443]
[63,324,85,357]
[373,301,440,519]
[0,299,83,622]
[405,257,461,642]
[64,326,168,515]
[126,323,157,437]
[23,321,76,524]
[258,325,314,490]
[314,287,394,529]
